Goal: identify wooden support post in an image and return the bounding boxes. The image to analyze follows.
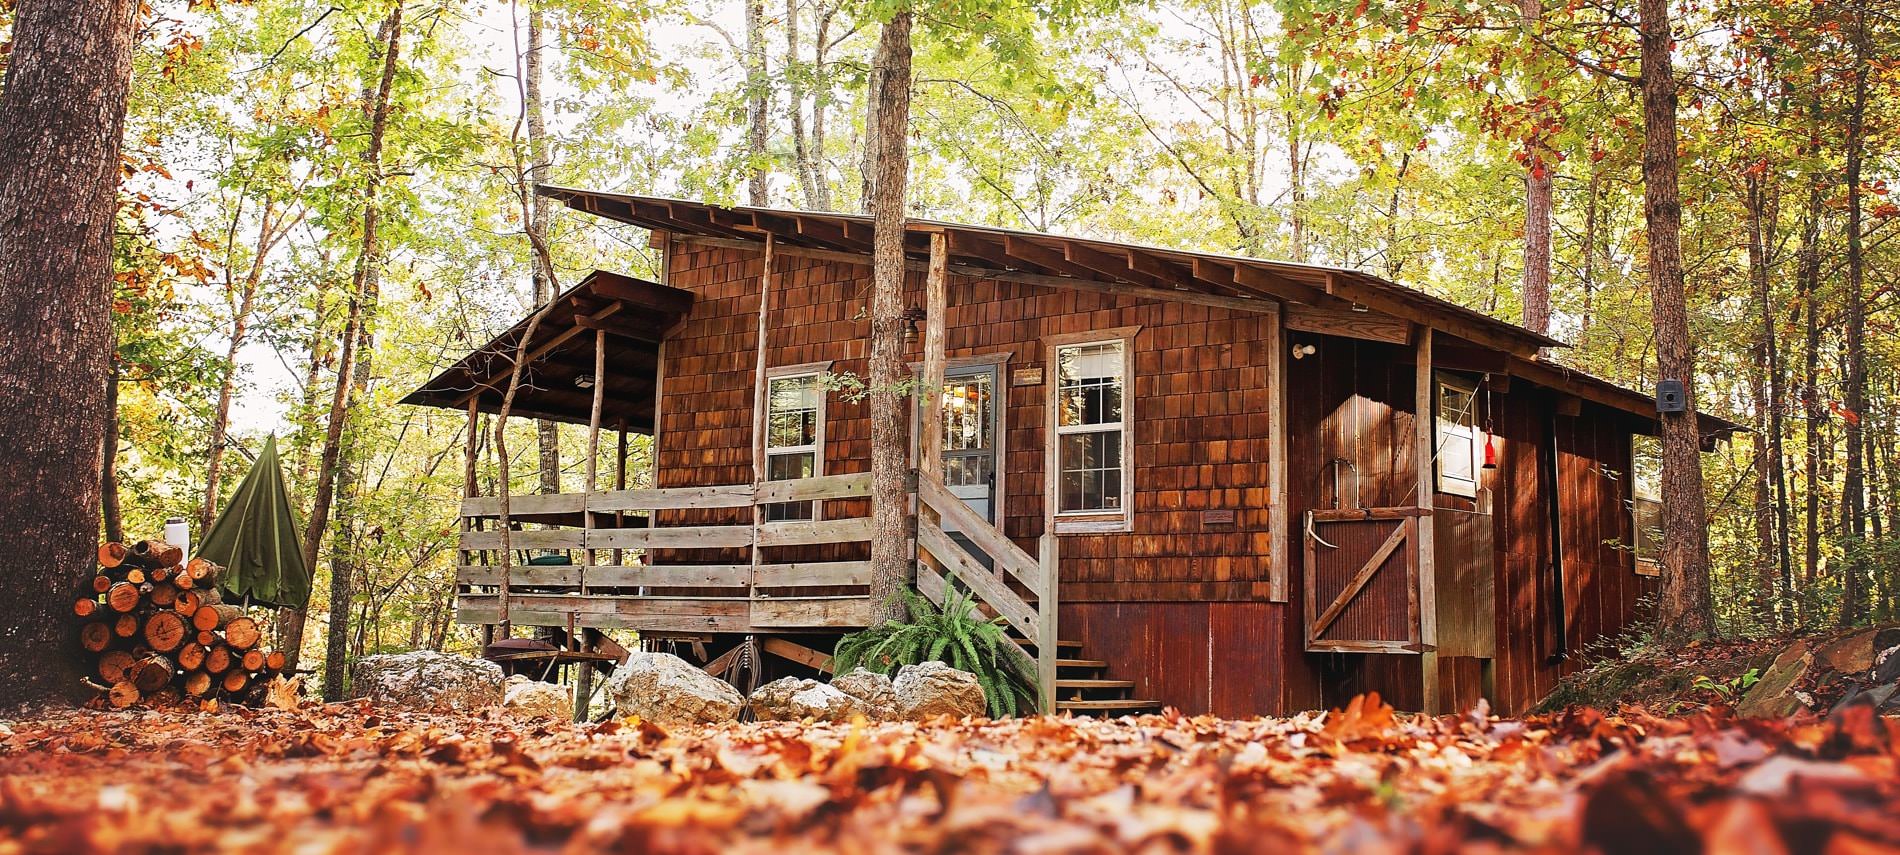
[918,232,949,580]
[1266,303,1289,602]
[615,424,628,567]
[1414,326,1441,714]
[584,328,606,592]
[1037,532,1059,715]
[750,236,775,598]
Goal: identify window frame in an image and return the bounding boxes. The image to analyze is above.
[1045,327,1139,534]
[1433,371,1482,499]
[1630,433,1663,576]
[761,364,829,522]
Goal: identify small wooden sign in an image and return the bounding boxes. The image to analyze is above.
[1201,509,1236,528]
[1011,367,1044,387]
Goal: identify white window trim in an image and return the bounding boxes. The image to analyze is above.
[763,365,828,520]
[1434,371,1481,499]
[1631,434,1663,576]
[1046,327,1139,534]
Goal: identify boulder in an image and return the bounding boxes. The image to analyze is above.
[503,675,571,720]
[350,650,504,712]
[831,668,898,719]
[1736,643,1812,719]
[750,677,870,722]
[605,652,744,725]
[893,661,987,721]
[1816,628,1881,675]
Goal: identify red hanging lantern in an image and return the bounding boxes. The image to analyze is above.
[1482,431,1499,470]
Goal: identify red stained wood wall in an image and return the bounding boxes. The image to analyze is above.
[651,239,1655,716]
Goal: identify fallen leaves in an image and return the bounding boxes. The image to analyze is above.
[0,699,1892,854]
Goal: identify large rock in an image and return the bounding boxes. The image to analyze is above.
[1737,643,1812,719]
[750,677,870,722]
[350,650,504,712]
[830,668,897,719]
[893,661,987,721]
[1816,629,1882,675]
[606,652,744,725]
[504,675,571,720]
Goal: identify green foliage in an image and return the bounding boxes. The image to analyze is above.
[832,581,1037,717]
[1691,668,1762,701]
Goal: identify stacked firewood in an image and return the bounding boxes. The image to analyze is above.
[77,540,290,708]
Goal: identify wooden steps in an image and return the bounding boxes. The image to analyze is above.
[1016,645,1160,717]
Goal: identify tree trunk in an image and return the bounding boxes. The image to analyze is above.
[865,9,914,623]
[201,203,286,535]
[744,0,770,206]
[1744,173,1780,626]
[1795,126,1824,618]
[1837,1,1870,628]
[526,4,561,499]
[306,6,404,701]
[786,0,828,209]
[0,0,138,707]
[1519,0,1552,341]
[1638,0,1715,642]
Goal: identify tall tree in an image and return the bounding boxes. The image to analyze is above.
[1836,0,1871,627]
[305,3,404,700]
[526,1,561,499]
[1639,0,1716,640]
[0,0,140,705]
[1519,0,1553,339]
[864,6,914,622]
[744,0,770,205]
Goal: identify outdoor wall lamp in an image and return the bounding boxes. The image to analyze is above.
[1292,343,1318,360]
[901,305,927,343]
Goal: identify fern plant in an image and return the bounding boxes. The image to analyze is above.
[832,578,1038,717]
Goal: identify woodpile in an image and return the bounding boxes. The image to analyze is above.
[78,540,291,708]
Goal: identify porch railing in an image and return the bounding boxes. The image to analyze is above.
[454,472,876,632]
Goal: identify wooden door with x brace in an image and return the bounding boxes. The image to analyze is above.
[1288,334,1427,654]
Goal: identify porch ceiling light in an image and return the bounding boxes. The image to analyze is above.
[574,374,595,389]
[901,305,927,343]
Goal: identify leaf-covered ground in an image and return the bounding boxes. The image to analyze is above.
[0,698,1895,854]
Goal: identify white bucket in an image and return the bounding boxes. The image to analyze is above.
[164,517,190,561]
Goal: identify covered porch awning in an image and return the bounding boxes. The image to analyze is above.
[401,269,692,433]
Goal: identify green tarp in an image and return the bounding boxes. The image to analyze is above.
[199,435,312,610]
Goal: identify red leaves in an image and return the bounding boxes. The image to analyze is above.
[0,700,1893,853]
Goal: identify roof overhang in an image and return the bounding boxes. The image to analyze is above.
[536,185,1741,439]
[401,269,690,432]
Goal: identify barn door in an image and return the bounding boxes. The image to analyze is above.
[1303,508,1421,653]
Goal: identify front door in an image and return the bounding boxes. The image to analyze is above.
[928,366,1001,563]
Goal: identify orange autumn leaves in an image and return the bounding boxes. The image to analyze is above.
[0,696,1894,854]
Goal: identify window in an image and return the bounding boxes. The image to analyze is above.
[1434,372,1481,498]
[1053,338,1130,519]
[1631,435,1662,575]
[764,372,823,521]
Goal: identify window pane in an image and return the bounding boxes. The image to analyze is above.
[1438,426,1474,481]
[1631,435,1662,501]
[1438,380,1476,428]
[1059,430,1122,511]
[1057,342,1124,427]
[1633,497,1662,561]
[941,375,992,452]
[766,451,815,481]
[767,375,820,448]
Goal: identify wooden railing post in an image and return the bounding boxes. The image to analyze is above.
[1037,532,1058,715]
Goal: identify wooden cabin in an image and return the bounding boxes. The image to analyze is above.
[404,186,1739,717]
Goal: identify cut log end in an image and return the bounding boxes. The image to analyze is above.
[98,542,129,569]
[107,681,140,709]
[80,621,114,653]
[73,597,98,618]
[106,582,142,614]
[143,611,188,653]
[224,617,260,651]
